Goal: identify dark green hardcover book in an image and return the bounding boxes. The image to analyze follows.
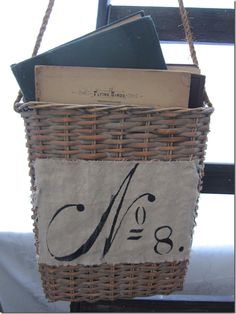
[11,15,166,101]
[188,74,206,108]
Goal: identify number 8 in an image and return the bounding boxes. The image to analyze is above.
[154,226,173,255]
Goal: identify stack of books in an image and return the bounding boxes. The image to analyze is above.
[11,11,205,108]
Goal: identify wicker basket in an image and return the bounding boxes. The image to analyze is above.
[15,101,213,302]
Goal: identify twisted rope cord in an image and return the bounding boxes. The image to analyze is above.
[178,0,199,67]
[14,0,55,104]
[178,0,212,106]
[31,0,55,57]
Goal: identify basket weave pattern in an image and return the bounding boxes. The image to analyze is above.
[17,102,213,302]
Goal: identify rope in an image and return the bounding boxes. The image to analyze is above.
[178,0,199,67]
[31,0,55,57]
[14,0,55,104]
[178,0,212,106]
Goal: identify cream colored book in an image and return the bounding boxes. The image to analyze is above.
[167,63,201,74]
[35,65,192,108]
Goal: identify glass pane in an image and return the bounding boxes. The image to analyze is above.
[111,0,234,9]
[161,43,234,163]
[192,194,234,248]
[38,0,98,52]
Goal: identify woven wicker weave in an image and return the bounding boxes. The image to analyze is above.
[15,101,213,301]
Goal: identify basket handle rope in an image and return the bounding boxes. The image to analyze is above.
[178,0,212,106]
[14,0,211,107]
[14,0,55,104]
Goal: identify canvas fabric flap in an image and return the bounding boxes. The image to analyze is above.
[34,159,199,266]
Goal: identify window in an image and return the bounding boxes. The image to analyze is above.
[0,0,234,311]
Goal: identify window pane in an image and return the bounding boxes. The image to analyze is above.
[192,194,234,248]
[161,43,234,163]
[38,0,98,52]
[111,0,234,9]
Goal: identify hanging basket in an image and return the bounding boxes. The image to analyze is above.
[15,101,213,302]
[13,0,214,303]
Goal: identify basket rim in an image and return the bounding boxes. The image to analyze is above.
[14,100,214,114]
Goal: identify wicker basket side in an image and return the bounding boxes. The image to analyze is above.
[39,261,188,302]
[18,103,213,301]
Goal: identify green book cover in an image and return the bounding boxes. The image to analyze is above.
[11,15,166,101]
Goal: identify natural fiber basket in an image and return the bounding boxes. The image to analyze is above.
[13,0,214,303]
[15,101,213,302]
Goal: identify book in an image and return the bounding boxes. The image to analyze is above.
[167,64,205,107]
[167,63,201,75]
[188,73,205,108]
[11,13,167,102]
[35,65,192,109]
